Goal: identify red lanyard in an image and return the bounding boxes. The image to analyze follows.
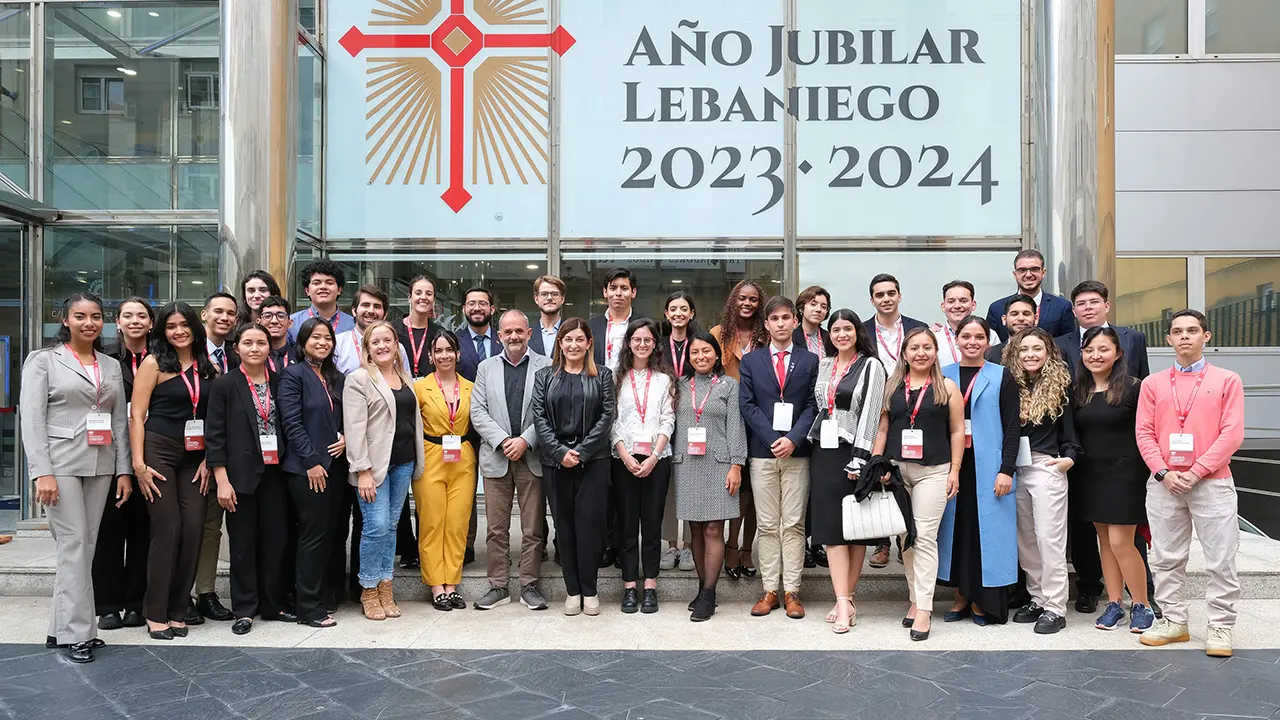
[876,319,902,362]
[350,328,363,356]
[268,352,290,373]
[606,313,630,365]
[826,355,857,414]
[179,366,201,418]
[244,370,272,427]
[1170,365,1208,431]
[944,326,960,363]
[905,377,932,428]
[691,375,718,424]
[436,374,460,432]
[407,323,429,376]
[130,349,147,376]
[805,332,824,356]
[962,364,984,406]
[629,369,652,424]
[68,345,103,408]
[669,337,686,378]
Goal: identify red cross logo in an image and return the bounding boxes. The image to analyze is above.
[340,0,575,212]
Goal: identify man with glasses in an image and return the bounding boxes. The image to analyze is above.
[459,287,502,382]
[986,249,1075,342]
[289,260,356,342]
[529,275,565,357]
[258,296,294,372]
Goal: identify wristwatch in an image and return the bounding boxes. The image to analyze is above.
[1154,469,1169,482]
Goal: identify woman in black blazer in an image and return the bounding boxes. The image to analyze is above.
[279,318,346,627]
[206,323,290,635]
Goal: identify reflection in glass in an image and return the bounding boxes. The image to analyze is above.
[1115,257,1188,344]
[1116,0,1189,54]
[1206,257,1279,347]
[0,226,23,501]
[298,42,322,234]
[0,5,31,191]
[1206,0,1280,54]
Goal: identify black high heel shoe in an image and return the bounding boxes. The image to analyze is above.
[148,627,174,641]
[724,565,741,581]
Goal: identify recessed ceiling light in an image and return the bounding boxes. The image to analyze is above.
[148,11,159,17]
[526,264,538,270]
[772,280,782,284]
[77,270,87,274]
[670,279,683,284]
[191,280,204,285]
[117,67,137,76]
[106,9,122,18]
[15,68,23,73]
[60,120,71,125]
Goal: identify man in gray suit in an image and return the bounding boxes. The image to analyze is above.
[469,309,552,611]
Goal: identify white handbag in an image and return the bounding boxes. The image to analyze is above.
[842,488,907,542]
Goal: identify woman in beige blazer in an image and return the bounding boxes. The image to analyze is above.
[21,293,131,663]
[343,321,424,620]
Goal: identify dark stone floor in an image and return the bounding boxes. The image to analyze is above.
[3,644,1280,720]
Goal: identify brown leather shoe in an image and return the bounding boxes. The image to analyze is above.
[869,543,890,568]
[750,591,780,616]
[784,592,806,619]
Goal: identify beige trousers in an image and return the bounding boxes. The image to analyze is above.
[1146,476,1240,627]
[897,462,950,611]
[194,494,223,596]
[750,457,810,592]
[1015,453,1070,616]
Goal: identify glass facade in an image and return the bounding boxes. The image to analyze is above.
[1115,257,1188,343]
[1206,257,1280,347]
[0,5,30,191]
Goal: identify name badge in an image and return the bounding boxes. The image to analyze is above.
[633,433,654,457]
[687,427,707,456]
[772,402,794,432]
[442,434,462,463]
[184,420,205,451]
[820,419,839,449]
[260,434,279,465]
[901,429,924,460]
[86,412,112,446]
[1016,436,1033,468]
[1169,433,1195,467]
[964,419,973,449]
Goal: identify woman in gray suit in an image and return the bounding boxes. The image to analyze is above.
[672,332,746,622]
[21,293,131,663]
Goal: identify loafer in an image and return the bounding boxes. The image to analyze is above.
[121,610,146,628]
[196,593,232,622]
[231,618,253,635]
[943,607,971,623]
[621,587,639,614]
[66,641,95,664]
[432,593,453,612]
[448,592,466,610]
[98,612,123,631]
[640,589,659,614]
[169,626,189,638]
[1013,602,1044,624]
[148,628,173,641]
[47,636,104,650]
[1034,611,1066,635]
[262,611,299,623]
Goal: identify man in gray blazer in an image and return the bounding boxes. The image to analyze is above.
[469,309,552,611]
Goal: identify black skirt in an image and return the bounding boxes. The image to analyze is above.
[809,444,881,547]
[938,448,1010,623]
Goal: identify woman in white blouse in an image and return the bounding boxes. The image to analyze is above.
[610,318,678,614]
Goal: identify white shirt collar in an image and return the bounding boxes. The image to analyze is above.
[770,342,794,356]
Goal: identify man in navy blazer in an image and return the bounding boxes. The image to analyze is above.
[1054,280,1151,381]
[457,286,502,382]
[987,249,1076,342]
[739,296,819,620]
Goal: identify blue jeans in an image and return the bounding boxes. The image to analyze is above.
[357,462,414,589]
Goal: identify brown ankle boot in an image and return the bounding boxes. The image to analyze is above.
[377,580,401,618]
[360,588,386,621]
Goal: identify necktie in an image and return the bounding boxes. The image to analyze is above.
[213,347,225,372]
[475,335,488,362]
[774,350,788,390]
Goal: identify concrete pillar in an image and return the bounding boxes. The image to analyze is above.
[219,0,299,292]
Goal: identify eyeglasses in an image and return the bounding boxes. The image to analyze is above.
[464,301,491,309]
[1015,267,1044,275]
[259,312,289,321]
[536,291,562,299]
[630,337,655,346]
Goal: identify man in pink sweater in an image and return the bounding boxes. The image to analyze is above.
[1135,310,1245,657]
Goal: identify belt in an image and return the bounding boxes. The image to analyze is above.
[557,435,581,447]
[424,433,442,445]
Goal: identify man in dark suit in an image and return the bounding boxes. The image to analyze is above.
[987,249,1075,342]
[985,294,1040,364]
[457,286,502,382]
[864,273,929,377]
[588,267,645,371]
[739,296,819,620]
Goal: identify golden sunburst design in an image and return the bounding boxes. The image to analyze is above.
[370,0,441,26]
[365,58,443,185]
[474,0,545,26]
[471,56,549,185]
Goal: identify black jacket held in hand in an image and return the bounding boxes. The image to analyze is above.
[855,456,917,551]
[278,362,344,476]
[205,367,285,494]
[531,365,617,466]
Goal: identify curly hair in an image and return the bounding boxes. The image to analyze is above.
[716,280,767,353]
[1004,327,1071,425]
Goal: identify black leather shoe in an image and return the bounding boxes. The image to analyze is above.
[464,547,477,565]
[621,587,639,614]
[724,565,741,581]
[690,589,716,622]
[47,636,104,650]
[231,618,253,635]
[148,628,173,641]
[169,626,189,638]
[98,612,123,631]
[1074,594,1099,614]
[910,628,930,642]
[67,641,95,663]
[432,593,453,611]
[1034,611,1066,635]
[814,547,829,568]
[184,598,205,626]
[121,610,145,628]
[448,592,466,610]
[197,593,233,622]
[641,589,659,614]
[1013,602,1044,623]
[598,547,618,569]
[263,611,299,623]
[804,548,817,569]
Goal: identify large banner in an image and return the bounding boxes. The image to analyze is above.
[327,0,1022,240]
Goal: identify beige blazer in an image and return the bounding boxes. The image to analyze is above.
[343,367,424,487]
[20,345,131,479]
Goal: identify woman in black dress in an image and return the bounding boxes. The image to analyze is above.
[1072,326,1155,632]
[807,310,885,634]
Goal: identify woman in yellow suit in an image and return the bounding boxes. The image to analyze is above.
[413,329,477,611]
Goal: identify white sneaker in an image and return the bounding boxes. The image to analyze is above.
[659,547,678,570]
[1139,617,1190,647]
[1206,626,1233,658]
[564,595,581,616]
[677,548,695,571]
[583,596,600,616]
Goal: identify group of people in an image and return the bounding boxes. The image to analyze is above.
[24,250,1245,664]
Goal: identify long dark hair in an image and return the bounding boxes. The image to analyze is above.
[1073,326,1131,407]
[294,317,344,398]
[688,331,725,376]
[827,309,875,360]
[615,318,678,403]
[54,293,105,351]
[660,290,700,338]
[237,270,282,324]
[717,280,767,353]
[151,302,218,379]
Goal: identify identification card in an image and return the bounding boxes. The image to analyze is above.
[687,427,707,456]
[633,433,654,457]
[260,434,279,465]
[772,402,794,432]
[820,419,839,449]
[442,434,462,463]
[1016,436,1033,468]
[901,429,924,460]
[1169,433,1195,467]
[184,420,205,451]
[964,419,973,448]
[86,412,112,446]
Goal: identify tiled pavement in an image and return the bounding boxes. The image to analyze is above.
[6,644,1280,720]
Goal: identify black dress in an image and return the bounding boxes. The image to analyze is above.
[939,365,1019,624]
[809,358,883,547]
[1071,379,1147,525]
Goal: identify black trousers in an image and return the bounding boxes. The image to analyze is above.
[286,459,347,622]
[225,467,290,619]
[545,458,610,597]
[93,482,150,615]
[611,456,671,582]
[395,498,417,560]
[338,483,363,598]
[142,433,206,624]
[1070,514,1156,599]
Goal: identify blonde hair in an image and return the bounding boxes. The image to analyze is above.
[882,326,950,413]
[361,320,411,386]
[1005,328,1071,424]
